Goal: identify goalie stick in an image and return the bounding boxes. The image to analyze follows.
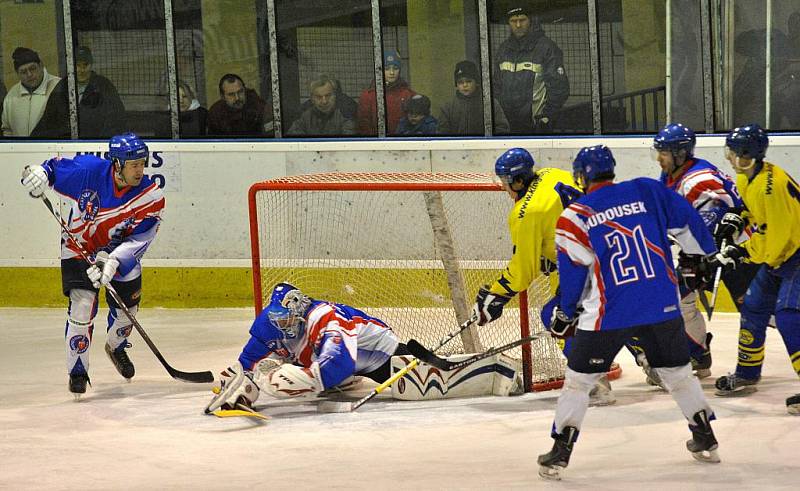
[406,332,550,372]
[39,193,214,384]
[317,313,480,413]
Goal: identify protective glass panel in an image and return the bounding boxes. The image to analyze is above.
[669,0,705,131]
[0,1,67,139]
[728,0,766,130]
[768,0,800,130]
[488,0,591,135]
[275,0,372,138]
[68,0,170,138]
[598,0,667,133]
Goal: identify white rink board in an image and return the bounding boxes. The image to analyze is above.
[1,309,797,490]
[2,136,800,267]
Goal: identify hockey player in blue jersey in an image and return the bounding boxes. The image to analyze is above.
[206,283,407,412]
[537,145,720,480]
[21,133,165,398]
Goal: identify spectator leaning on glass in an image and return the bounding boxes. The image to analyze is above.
[357,49,416,136]
[438,60,510,135]
[494,5,569,134]
[287,74,355,136]
[178,81,207,138]
[207,73,273,137]
[32,46,126,139]
[396,94,437,136]
[1,47,60,137]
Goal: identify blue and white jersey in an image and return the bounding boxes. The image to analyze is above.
[555,178,716,331]
[40,154,164,281]
[239,300,399,389]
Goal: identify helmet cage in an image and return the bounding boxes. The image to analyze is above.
[266,287,311,339]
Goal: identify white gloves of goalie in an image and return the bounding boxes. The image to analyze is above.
[21,165,49,198]
[86,251,120,289]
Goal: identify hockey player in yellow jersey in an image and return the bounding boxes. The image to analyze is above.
[707,123,800,414]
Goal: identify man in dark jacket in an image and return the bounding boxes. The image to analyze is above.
[287,74,355,136]
[438,60,510,136]
[494,5,569,134]
[207,73,273,137]
[32,46,126,138]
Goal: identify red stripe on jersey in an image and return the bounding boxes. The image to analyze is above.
[557,215,590,249]
[684,173,725,204]
[593,260,606,331]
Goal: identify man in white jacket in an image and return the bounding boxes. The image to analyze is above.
[1,47,60,136]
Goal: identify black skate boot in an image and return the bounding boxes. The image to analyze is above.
[537,426,579,480]
[787,394,800,415]
[714,372,759,396]
[686,410,720,463]
[692,333,713,379]
[69,373,90,401]
[106,342,135,380]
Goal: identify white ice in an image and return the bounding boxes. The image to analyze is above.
[1,309,798,490]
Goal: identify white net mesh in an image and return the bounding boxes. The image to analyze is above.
[250,173,567,390]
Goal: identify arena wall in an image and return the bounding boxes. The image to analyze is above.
[2,136,799,308]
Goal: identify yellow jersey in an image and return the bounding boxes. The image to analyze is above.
[737,161,800,268]
[489,167,580,296]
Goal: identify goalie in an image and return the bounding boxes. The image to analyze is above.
[206,282,408,412]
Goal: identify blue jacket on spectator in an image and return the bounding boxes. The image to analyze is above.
[396,114,438,136]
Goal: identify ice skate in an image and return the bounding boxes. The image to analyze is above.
[787,394,800,415]
[537,426,578,480]
[714,373,759,397]
[69,373,90,401]
[692,333,713,379]
[686,410,720,463]
[106,342,135,380]
[589,375,616,406]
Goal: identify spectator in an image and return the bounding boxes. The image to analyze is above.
[287,74,355,136]
[494,5,569,134]
[207,73,273,137]
[1,47,60,136]
[0,82,6,110]
[357,49,416,136]
[32,46,126,139]
[299,77,357,121]
[396,94,437,136]
[178,81,207,138]
[438,60,510,135]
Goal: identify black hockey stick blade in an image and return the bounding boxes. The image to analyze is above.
[407,339,452,370]
[408,333,548,372]
[696,288,713,321]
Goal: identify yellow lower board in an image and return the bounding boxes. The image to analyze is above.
[0,267,739,312]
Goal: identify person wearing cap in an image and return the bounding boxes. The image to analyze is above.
[396,94,437,135]
[438,60,510,135]
[32,46,126,139]
[494,5,569,134]
[1,47,60,136]
[357,48,416,136]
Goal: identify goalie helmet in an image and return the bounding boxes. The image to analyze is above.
[572,145,615,190]
[265,283,312,339]
[653,123,696,157]
[726,123,768,166]
[108,133,149,167]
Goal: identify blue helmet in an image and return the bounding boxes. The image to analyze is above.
[108,133,149,166]
[573,145,616,184]
[653,123,696,156]
[726,123,768,161]
[495,148,535,183]
[265,282,312,339]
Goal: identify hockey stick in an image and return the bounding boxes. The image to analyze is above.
[317,313,480,413]
[38,193,214,383]
[706,239,727,322]
[407,332,550,372]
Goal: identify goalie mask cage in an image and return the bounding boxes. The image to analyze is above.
[248,172,568,392]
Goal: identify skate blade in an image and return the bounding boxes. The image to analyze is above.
[538,464,565,480]
[691,448,721,463]
[317,400,354,413]
[589,394,616,406]
[210,409,269,420]
[788,404,800,415]
[72,393,83,402]
[714,385,757,397]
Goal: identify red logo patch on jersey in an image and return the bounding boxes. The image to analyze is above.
[78,190,100,221]
[69,335,90,354]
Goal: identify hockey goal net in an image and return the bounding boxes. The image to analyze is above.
[248,172,568,391]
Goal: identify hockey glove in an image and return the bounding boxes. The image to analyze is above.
[706,244,748,270]
[714,212,745,245]
[206,362,262,413]
[472,285,513,326]
[86,251,120,289]
[21,165,49,198]
[677,253,712,291]
[540,257,557,276]
[548,307,578,339]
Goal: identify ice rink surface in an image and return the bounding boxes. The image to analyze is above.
[1,309,798,490]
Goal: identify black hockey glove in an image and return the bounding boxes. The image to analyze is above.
[677,253,712,291]
[548,307,578,339]
[714,212,745,245]
[472,285,513,326]
[705,244,748,270]
[540,257,557,276]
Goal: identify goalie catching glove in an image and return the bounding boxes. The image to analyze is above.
[473,285,513,326]
[205,362,262,413]
[86,251,120,289]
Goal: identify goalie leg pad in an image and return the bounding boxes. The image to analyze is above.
[65,289,98,375]
[262,363,323,399]
[391,354,518,401]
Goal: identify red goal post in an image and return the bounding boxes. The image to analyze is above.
[248,172,607,392]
